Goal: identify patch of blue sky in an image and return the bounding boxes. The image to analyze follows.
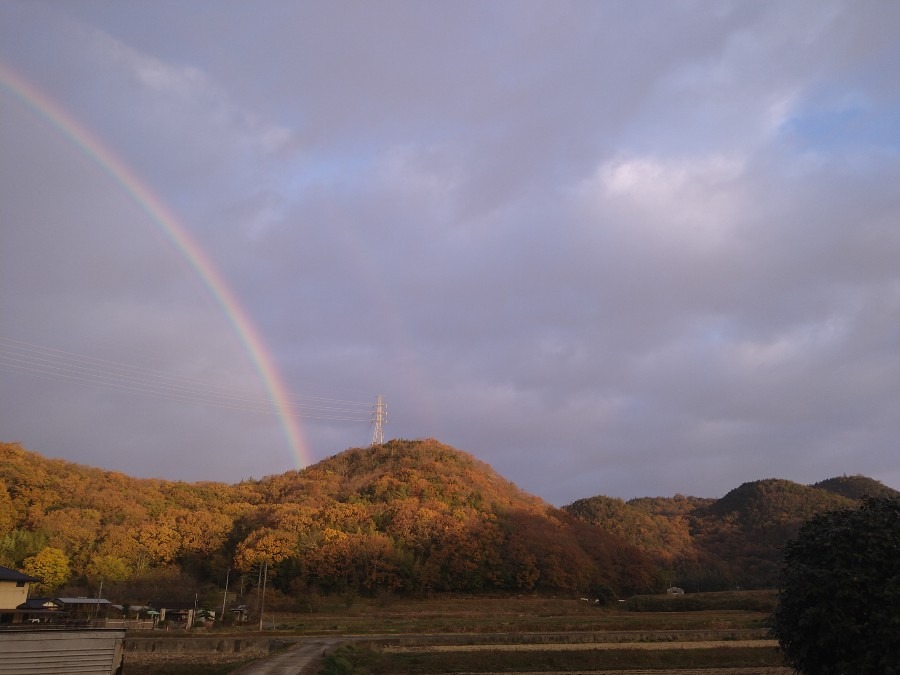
[285,148,379,198]
[780,98,900,154]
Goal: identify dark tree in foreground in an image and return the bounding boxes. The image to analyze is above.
[773,497,900,674]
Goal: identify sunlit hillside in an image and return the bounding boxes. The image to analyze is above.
[0,439,656,602]
[3,439,894,603]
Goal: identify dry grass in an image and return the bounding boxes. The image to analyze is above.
[124,650,265,674]
[260,594,771,635]
[126,594,782,673]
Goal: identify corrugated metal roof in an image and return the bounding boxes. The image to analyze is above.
[0,629,125,675]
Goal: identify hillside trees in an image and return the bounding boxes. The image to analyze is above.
[234,528,297,570]
[42,507,102,574]
[0,528,48,569]
[689,480,854,589]
[236,439,661,597]
[0,484,14,535]
[564,479,889,591]
[812,474,900,500]
[8,440,894,603]
[563,495,696,566]
[86,554,131,582]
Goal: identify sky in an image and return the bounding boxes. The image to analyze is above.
[2,1,900,506]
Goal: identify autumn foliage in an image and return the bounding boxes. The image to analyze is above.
[0,440,658,601]
[2,439,894,603]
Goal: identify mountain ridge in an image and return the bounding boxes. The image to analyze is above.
[563,474,898,590]
[2,439,895,600]
[0,439,656,600]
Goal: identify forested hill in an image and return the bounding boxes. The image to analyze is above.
[3,439,894,601]
[564,475,898,591]
[0,439,657,601]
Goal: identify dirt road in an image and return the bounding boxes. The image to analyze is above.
[230,637,342,675]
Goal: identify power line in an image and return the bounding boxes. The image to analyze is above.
[0,335,374,422]
[0,336,371,410]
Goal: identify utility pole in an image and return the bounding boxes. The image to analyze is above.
[258,561,267,631]
[255,565,261,626]
[93,579,103,623]
[371,394,386,445]
[221,567,230,623]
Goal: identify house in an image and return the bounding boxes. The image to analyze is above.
[150,600,197,629]
[0,564,40,624]
[16,597,64,624]
[55,597,114,622]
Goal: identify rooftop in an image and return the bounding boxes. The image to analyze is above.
[55,598,112,606]
[0,565,40,583]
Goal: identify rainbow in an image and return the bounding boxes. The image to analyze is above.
[0,60,311,468]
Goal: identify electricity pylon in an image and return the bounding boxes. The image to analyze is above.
[371,394,386,445]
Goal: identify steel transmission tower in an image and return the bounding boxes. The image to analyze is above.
[371,394,387,445]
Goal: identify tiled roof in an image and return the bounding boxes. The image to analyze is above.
[0,564,40,583]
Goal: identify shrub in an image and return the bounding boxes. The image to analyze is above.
[773,497,900,674]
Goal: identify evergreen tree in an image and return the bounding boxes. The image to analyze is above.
[773,497,900,674]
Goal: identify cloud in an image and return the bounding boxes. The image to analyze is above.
[578,154,746,255]
[3,0,900,505]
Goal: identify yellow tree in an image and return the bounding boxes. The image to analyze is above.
[86,554,131,582]
[23,546,71,594]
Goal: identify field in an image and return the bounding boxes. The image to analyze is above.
[124,592,787,674]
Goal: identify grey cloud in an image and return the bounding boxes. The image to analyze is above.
[3,1,900,505]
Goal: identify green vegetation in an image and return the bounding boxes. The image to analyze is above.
[623,589,776,613]
[812,474,900,500]
[773,496,900,674]
[563,476,892,591]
